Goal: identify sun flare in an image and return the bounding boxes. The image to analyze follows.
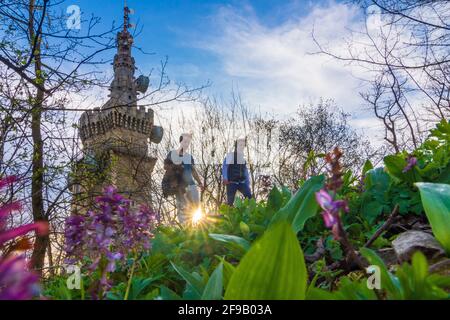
[191,207,204,226]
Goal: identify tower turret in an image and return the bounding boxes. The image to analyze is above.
[108,6,137,107]
[73,5,163,209]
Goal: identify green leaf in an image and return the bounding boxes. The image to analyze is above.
[248,223,266,234]
[306,287,338,300]
[183,283,202,300]
[280,186,293,203]
[128,277,156,300]
[201,263,223,300]
[158,285,182,300]
[267,186,283,212]
[436,164,450,184]
[394,251,449,299]
[362,160,374,175]
[362,201,384,224]
[239,221,250,236]
[215,256,235,289]
[208,233,251,252]
[326,238,343,260]
[222,262,235,289]
[144,288,160,300]
[360,248,403,299]
[384,155,421,183]
[224,221,307,300]
[411,251,428,283]
[365,168,391,192]
[384,155,407,180]
[170,262,204,299]
[333,277,378,300]
[270,175,325,233]
[415,183,450,255]
[128,278,155,300]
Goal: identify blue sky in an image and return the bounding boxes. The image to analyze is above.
[66,0,381,136]
[73,1,324,86]
[75,0,317,62]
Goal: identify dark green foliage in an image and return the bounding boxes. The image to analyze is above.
[44,121,450,300]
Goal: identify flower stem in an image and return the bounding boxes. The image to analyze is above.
[124,253,137,300]
[336,220,366,270]
[81,274,85,300]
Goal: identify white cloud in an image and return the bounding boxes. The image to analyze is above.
[195,1,370,119]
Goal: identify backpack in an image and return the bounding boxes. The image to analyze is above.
[161,155,185,198]
[227,151,247,182]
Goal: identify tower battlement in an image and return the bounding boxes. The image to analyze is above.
[79,106,157,143]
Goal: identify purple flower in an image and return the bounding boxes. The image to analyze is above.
[315,190,348,216]
[0,176,17,190]
[315,189,348,239]
[402,156,417,173]
[0,176,47,300]
[0,222,48,247]
[64,215,86,262]
[0,256,40,300]
[315,190,333,211]
[322,210,338,229]
[95,186,126,205]
[64,186,157,298]
[0,202,21,230]
[105,252,122,272]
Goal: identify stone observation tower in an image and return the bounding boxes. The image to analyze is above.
[73,6,163,208]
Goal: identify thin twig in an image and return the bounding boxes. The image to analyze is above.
[364,204,399,248]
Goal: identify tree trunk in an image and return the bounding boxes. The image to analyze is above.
[28,0,48,275]
[47,237,54,277]
[29,62,49,275]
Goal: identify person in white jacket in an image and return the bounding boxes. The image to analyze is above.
[165,133,204,223]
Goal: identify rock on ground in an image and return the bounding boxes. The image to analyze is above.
[392,230,446,262]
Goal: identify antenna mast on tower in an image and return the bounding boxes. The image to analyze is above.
[123,0,134,31]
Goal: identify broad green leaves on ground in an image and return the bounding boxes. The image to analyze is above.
[416,182,450,255]
[224,221,307,300]
[107,276,159,300]
[308,249,450,300]
[270,175,325,233]
[208,233,250,252]
[201,262,224,300]
[170,260,226,300]
[43,121,450,301]
[361,248,450,300]
[360,248,403,299]
[170,262,205,299]
[307,277,378,300]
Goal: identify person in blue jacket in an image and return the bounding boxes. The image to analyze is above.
[222,138,253,206]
